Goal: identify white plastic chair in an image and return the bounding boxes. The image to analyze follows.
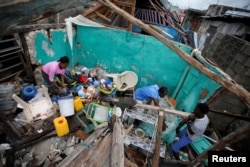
[12,85,57,123]
[105,71,138,91]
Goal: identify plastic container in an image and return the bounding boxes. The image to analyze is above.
[58,95,74,117]
[21,85,37,100]
[74,96,83,112]
[53,116,69,137]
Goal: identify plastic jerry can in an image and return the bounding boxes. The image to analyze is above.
[74,96,83,112]
[53,116,69,137]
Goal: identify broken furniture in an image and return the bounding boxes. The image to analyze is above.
[12,85,57,123]
[105,71,138,91]
[83,102,114,129]
[122,108,166,158]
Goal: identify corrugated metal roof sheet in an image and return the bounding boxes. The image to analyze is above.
[225,10,250,18]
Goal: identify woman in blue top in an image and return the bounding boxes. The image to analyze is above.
[134,85,168,106]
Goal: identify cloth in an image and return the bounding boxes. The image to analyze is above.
[172,127,192,153]
[187,114,209,141]
[42,61,65,82]
[41,70,58,95]
[134,85,159,101]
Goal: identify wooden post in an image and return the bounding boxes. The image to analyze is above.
[152,111,164,167]
[18,32,35,83]
[111,117,124,167]
[98,0,250,104]
[189,123,250,167]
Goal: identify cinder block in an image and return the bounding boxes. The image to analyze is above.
[243,45,250,55]
[225,68,235,77]
[233,75,245,84]
[244,58,250,68]
[216,33,225,40]
[235,54,248,64]
[245,69,250,77]
[233,62,245,74]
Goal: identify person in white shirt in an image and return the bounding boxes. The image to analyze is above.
[172,103,209,160]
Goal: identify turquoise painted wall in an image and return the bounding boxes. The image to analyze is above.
[34,26,221,113]
[35,30,74,67]
[75,26,192,95]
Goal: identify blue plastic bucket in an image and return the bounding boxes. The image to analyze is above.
[21,85,37,100]
[57,95,74,117]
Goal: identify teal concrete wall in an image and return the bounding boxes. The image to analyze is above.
[75,26,192,95]
[35,30,74,67]
[34,26,221,113]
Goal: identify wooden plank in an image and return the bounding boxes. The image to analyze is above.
[70,139,101,166]
[85,133,112,167]
[111,14,121,26]
[5,23,65,35]
[95,11,112,22]
[125,157,138,167]
[58,128,107,166]
[82,3,103,16]
[0,49,22,58]
[113,0,133,7]
[111,118,124,167]
[210,108,250,121]
[128,0,136,31]
[135,103,190,118]
[0,46,20,54]
[152,111,163,167]
[98,0,250,104]
[0,70,24,82]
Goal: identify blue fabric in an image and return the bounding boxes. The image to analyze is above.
[172,127,192,153]
[134,85,159,101]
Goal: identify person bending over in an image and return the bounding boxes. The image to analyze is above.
[41,56,69,95]
[134,85,168,106]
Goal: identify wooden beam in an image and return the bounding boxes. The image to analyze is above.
[152,111,164,167]
[210,108,250,122]
[5,23,65,35]
[113,0,133,7]
[111,118,124,167]
[58,128,108,166]
[85,134,112,167]
[82,3,103,16]
[98,0,250,104]
[135,103,190,118]
[95,11,112,22]
[189,123,250,167]
[124,157,138,167]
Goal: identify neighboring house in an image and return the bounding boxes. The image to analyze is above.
[184,4,250,149]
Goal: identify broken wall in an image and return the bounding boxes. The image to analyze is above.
[25,29,74,67]
[205,33,250,133]
[74,25,221,112]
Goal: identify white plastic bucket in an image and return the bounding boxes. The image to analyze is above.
[58,96,74,117]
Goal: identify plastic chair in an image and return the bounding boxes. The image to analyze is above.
[105,71,138,91]
[83,103,113,124]
[12,85,57,123]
